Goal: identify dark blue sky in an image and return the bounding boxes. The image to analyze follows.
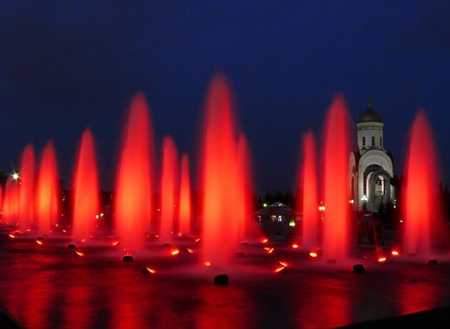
[1,0,449,192]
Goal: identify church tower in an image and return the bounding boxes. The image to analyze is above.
[350,104,395,213]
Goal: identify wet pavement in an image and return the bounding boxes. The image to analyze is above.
[0,230,449,329]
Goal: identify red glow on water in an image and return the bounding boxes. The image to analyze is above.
[403,111,446,256]
[200,73,245,267]
[115,93,153,252]
[178,154,192,236]
[72,129,99,241]
[299,131,319,249]
[19,144,36,229]
[322,95,351,261]
[36,141,59,234]
[160,136,178,242]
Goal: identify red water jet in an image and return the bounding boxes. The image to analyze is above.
[403,110,446,256]
[36,141,59,234]
[18,144,36,229]
[159,136,178,242]
[3,179,20,225]
[299,131,319,249]
[72,129,100,241]
[115,93,153,252]
[200,73,245,267]
[178,154,192,236]
[237,134,260,241]
[322,95,351,261]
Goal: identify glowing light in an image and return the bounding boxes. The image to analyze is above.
[377,257,387,263]
[309,251,318,258]
[203,261,212,267]
[261,238,269,244]
[288,220,296,227]
[170,248,180,256]
[186,248,194,254]
[11,172,20,181]
[318,203,326,212]
[399,219,404,224]
[81,238,87,243]
[278,260,288,267]
[75,250,85,257]
[8,233,16,239]
[291,243,299,249]
[391,250,400,256]
[274,265,286,273]
[264,247,274,254]
[112,240,120,247]
[35,239,43,246]
[195,238,201,243]
[145,267,157,274]
[349,199,354,204]
[263,203,268,208]
[361,195,368,202]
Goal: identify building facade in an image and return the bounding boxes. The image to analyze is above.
[350,105,395,212]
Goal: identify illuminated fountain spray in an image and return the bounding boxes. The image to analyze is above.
[18,144,36,229]
[322,95,351,262]
[237,134,260,241]
[36,141,59,234]
[115,93,153,253]
[299,131,319,249]
[3,178,20,225]
[0,185,3,219]
[159,136,178,242]
[403,110,445,257]
[178,154,192,236]
[72,129,99,242]
[201,73,246,267]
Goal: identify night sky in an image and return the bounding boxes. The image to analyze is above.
[1,1,450,193]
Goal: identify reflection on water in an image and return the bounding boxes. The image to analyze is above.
[0,247,449,329]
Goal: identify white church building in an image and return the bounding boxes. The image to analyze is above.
[350,105,396,212]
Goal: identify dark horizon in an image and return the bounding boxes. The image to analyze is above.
[1,1,449,193]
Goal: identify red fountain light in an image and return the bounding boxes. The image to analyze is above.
[72,129,100,242]
[160,136,178,242]
[377,256,387,263]
[36,141,59,234]
[18,145,36,229]
[178,154,192,236]
[200,73,246,267]
[3,179,20,225]
[145,267,157,274]
[291,243,299,249]
[403,110,446,257]
[299,131,319,249]
[115,93,153,252]
[322,95,351,262]
[170,248,180,256]
[308,251,318,258]
[391,250,400,256]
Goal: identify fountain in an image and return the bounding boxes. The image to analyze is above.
[72,129,100,242]
[322,95,351,262]
[178,154,192,236]
[36,141,59,234]
[299,131,319,249]
[3,178,19,225]
[18,144,36,230]
[160,136,178,243]
[115,92,153,254]
[403,110,446,257]
[200,73,246,267]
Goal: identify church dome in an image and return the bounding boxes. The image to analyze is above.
[358,104,383,123]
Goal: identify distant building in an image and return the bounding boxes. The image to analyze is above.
[350,104,395,213]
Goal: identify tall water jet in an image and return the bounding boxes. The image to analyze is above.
[72,129,100,242]
[299,131,319,249]
[159,136,178,242]
[18,144,36,229]
[3,178,20,225]
[322,95,351,261]
[36,141,59,234]
[403,110,446,256]
[0,185,3,218]
[201,73,244,267]
[237,134,259,241]
[178,154,192,236]
[115,93,153,252]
